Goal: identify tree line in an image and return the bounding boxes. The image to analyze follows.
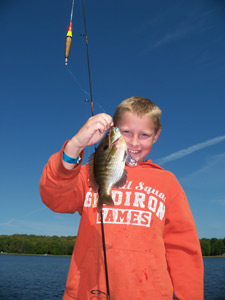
[0,234,76,256]
[0,234,225,256]
[200,238,225,256]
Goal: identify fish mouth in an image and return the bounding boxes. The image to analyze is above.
[111,136,121,146]
[108,127,122,146]
[108,135,122,148]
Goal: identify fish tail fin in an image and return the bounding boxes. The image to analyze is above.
[97,193,114,212]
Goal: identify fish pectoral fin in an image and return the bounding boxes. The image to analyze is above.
[126,153,137,166]
[88,153,99,192]
[97,194,114,212]
[113,170,127,188]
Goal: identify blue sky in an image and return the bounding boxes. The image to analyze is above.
[1,0,225,238]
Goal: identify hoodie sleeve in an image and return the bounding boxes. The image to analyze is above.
[164,179,204,300]
[39,143,88,216]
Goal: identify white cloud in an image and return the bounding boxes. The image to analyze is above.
[180,152,225,190]
[0,207,46,226]
[0,206,80,236]
[149,27,190,50]
[0,218,79,237]
[155,135,225,165]
[144,6,220,52]
[215,198,225,207]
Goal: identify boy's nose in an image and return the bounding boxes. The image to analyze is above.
[130,135,140,147]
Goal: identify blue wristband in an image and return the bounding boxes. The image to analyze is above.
[63,150,81,164]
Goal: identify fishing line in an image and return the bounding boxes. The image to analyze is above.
[88,211,111,299]
[93,101,106,114]
[70,0,75,22]
[66,66,90,97]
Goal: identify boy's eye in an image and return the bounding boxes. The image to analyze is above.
[121,130,131,136]
[140,133,152,139]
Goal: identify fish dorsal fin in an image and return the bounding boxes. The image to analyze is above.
[113,169,127,188]
[88,153,99,192]
[126,153,137,166]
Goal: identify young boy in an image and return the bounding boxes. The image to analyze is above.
[40,96,204,300]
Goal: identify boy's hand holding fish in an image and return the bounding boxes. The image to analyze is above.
[63,113,135,211]
[63,113,113,169]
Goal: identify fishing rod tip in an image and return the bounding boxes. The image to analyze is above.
[65,58,68,66]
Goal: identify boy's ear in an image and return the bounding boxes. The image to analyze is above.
[153,129,161,144]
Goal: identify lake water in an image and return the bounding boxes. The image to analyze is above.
[0,255,224,299]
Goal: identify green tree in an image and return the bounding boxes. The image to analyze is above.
[210,238,225,256]
[200,238,211,256]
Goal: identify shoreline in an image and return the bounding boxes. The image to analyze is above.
[1,252,224,258]
[0,252,71,257]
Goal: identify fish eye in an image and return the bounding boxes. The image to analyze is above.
[103,145,108,150]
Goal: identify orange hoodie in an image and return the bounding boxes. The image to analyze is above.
[40,145,204,300]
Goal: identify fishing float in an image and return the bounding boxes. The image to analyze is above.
[65,0,74,66]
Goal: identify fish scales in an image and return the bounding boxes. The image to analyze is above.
[89,127,128,212]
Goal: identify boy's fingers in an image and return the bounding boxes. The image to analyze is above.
[89,113,113,133]
[69,113,114,149]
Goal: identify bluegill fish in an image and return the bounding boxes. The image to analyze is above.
[89,127,136,212]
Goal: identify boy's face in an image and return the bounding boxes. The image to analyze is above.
[117,112,161,162]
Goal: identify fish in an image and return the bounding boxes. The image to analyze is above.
[89,127,136,212]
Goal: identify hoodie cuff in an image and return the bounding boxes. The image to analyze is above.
[55,140,85,178]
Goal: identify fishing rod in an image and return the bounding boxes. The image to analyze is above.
[81,2,110,294]
[81,0,94,118]
[65,1,110,298]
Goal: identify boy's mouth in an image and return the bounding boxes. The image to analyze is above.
[128,149,140,155]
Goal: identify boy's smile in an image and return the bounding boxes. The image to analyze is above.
[117,112,161,162]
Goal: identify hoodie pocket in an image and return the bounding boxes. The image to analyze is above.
[146,251,173,298]
[66,247,106,299]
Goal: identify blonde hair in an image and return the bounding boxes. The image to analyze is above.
[113,96,162,132]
